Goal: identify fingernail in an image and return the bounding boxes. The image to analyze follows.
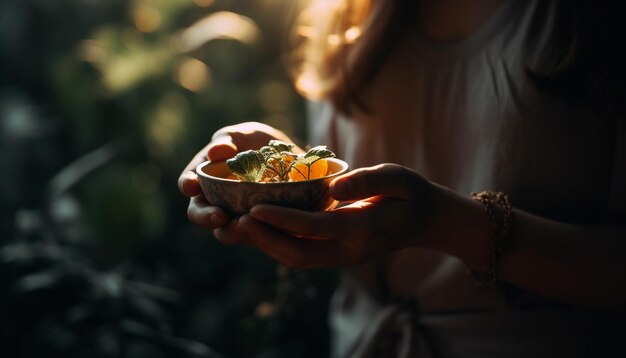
[248,206,265,220]
[238,214,251,229]
[229,217,242,233]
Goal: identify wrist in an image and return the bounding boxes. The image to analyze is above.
[419,184,493,268]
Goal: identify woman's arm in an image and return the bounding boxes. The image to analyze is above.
[430,184,626,309]
[237,164,626,310]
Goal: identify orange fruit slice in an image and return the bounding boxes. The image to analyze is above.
[289,159,328,181]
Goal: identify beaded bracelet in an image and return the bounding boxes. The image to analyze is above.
[468,191,515,289]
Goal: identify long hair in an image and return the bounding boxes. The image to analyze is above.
[290,0,416,114]
[291,0,622,116]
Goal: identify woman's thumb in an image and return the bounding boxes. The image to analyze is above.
[207,135,238,162]
[329,164,418,201]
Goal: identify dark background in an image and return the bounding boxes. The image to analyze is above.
[0,0,337,357]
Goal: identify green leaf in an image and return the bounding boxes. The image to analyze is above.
[304,146,335,159]
[226,150,266,182]
[268,140,294,153]
[226,142,335,182]
[258,146,277,160]
[300,146,335,165]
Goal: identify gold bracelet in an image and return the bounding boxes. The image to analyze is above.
[468,191,515,289]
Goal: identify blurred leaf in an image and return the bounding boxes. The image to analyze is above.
[126,280,180,303]
[46,141,123,200]
[93,272,123,298]
[15,269,63,292]
[1,242,71,263]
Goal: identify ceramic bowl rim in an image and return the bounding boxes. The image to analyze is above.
[195,157,349,185]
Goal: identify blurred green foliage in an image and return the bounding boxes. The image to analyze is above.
[0,0,337,357]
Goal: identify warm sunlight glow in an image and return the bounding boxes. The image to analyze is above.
[344,26,362,43]
[101,49,171,93]
[324,27,361,46]
[297,25,315,39]
[134,4,162,33]
[177,58,211,92]
[295,71,321,97]
[327,34,341,46]
[175,11,260,52]
[308,0,343,16]
[77,26,174,93]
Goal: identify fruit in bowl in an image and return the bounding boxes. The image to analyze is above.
[196,140,349,215]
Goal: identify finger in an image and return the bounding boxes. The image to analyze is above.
[239,214,340,269]
[207,135,238,162]
[248,204,339,239]
[213,217,248,245]
[214,122,305,154]
[329,164,419,201]
[178,171,201,197]
[187,195,230,229]
[178,144,211,196]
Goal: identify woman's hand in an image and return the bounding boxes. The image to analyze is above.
[238,164,439,269]
[178,121,303,244]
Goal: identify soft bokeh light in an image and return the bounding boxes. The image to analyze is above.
[327,34,341,46]
[295,70,321,98]
[80,26,174,93]
[175,11,261,52]
[176,57,212,92]
[307,0,342,15]
[345,26,361,43]
[133,3,162,33]
[254,301,276,319]
[297,25,315,38]
[146,93,188,156]
[102,48,172,93]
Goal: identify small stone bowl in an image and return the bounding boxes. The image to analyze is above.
[196,158,349,215]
